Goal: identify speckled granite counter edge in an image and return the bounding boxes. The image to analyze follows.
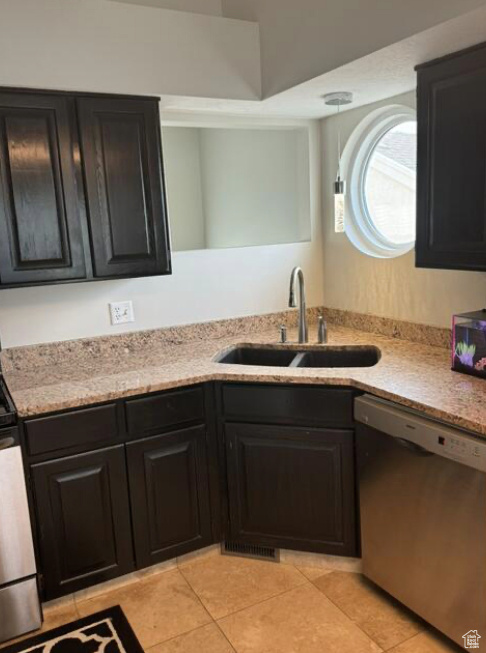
[12,371,484,438]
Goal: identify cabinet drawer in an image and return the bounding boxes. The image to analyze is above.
[25,404,120,456]
[126,387,204,436]
[222,384,354,428]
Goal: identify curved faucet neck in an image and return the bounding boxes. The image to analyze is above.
[288,267,308,343]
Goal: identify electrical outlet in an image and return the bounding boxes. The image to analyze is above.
[109,301,134,325]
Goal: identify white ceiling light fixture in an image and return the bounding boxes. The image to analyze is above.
[324,92,353,233]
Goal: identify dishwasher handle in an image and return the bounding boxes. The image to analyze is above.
[393,436,434,456]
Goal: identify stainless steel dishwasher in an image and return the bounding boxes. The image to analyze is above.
[355,395,486,650]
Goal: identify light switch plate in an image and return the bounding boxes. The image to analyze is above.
[109,301,134,325]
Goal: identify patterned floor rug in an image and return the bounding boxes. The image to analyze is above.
[1,606,143,653]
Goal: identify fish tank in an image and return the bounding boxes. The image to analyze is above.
[452,309,486,379]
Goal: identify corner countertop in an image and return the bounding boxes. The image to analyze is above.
[3,320,486,437]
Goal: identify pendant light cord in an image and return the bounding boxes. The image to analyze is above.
[337,101,341,182]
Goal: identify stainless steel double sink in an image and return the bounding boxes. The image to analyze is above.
[214,345,381,368]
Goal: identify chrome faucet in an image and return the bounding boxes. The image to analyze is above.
[288,266,308,343]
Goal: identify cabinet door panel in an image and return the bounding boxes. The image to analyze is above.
[0,93,86,284]
[32,445,133,599]
[127,426,212,569]
[416,46,486,270]
[78,97,170,278]
[226,423,357,556]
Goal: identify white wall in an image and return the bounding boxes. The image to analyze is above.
[162,128,206,251]
[222,0,486,96]
[0,0,260,101]
[321,92,486,329]
[0,121,323,348]
[162,125,311,251]
[199,128,310,249]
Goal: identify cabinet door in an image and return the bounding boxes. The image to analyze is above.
[416,45,486,271]
[127,426,212,569]
[32,445,134,599]
[77,97,171,278]
[0,92,86,285]
[225,423,357,556]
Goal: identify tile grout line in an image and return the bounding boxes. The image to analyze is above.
[72,566,177,609]
[383,630,424,652]
[163,565,240,651]
[181,560,310,623]
[70,549,221,612]
[144,623,221,652]
[173,569,215,623]
[177,563,221,622]
[308,578,386,651]
[179,560,311,622]
[217,581,313,623]
[74,568,213,652]
[288,562,314,584]
[72,550,220,610]
[213,620,238,653]
[309,576,426,652]
[145,567,215,650]
[176,564,215,618]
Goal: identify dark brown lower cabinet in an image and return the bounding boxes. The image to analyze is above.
[31,445,134,599]
[26,383,360,600]
[225,423,358,556]
[126,425,212,569]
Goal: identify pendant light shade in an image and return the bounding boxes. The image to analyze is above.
[334,179,346,233]
[324,92,353,233]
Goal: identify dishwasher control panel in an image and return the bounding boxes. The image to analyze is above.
[439,433,483,462]
[355,395,486,473]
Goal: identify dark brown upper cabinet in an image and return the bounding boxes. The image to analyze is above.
[416,42,486,271]
[0,93,87,285]
[0,89,171,288]
[77,97,170,278]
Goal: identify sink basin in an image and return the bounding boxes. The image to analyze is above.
[215,345,381,368]
[291,346,381,368]
[215,346,297,367]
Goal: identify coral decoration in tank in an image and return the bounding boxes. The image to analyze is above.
[452,310,486,380]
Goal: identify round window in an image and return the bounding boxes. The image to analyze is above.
[341,106,417,258]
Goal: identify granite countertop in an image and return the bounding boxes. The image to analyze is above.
[3,316,486,437]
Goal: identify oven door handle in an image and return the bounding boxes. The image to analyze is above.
[0,436,15,451]
[393,436,434,456]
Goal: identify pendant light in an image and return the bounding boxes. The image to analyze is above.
[324,92,353,233]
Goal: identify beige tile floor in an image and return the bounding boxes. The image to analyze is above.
[2,550,463,653]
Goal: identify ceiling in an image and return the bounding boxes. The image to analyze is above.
[109,0,223,16]
[160,4,486,120]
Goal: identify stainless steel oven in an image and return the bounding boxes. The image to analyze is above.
[0,380,41,643]
[355,395,486,650]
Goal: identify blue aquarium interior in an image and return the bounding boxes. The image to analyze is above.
[452,309,486,379]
